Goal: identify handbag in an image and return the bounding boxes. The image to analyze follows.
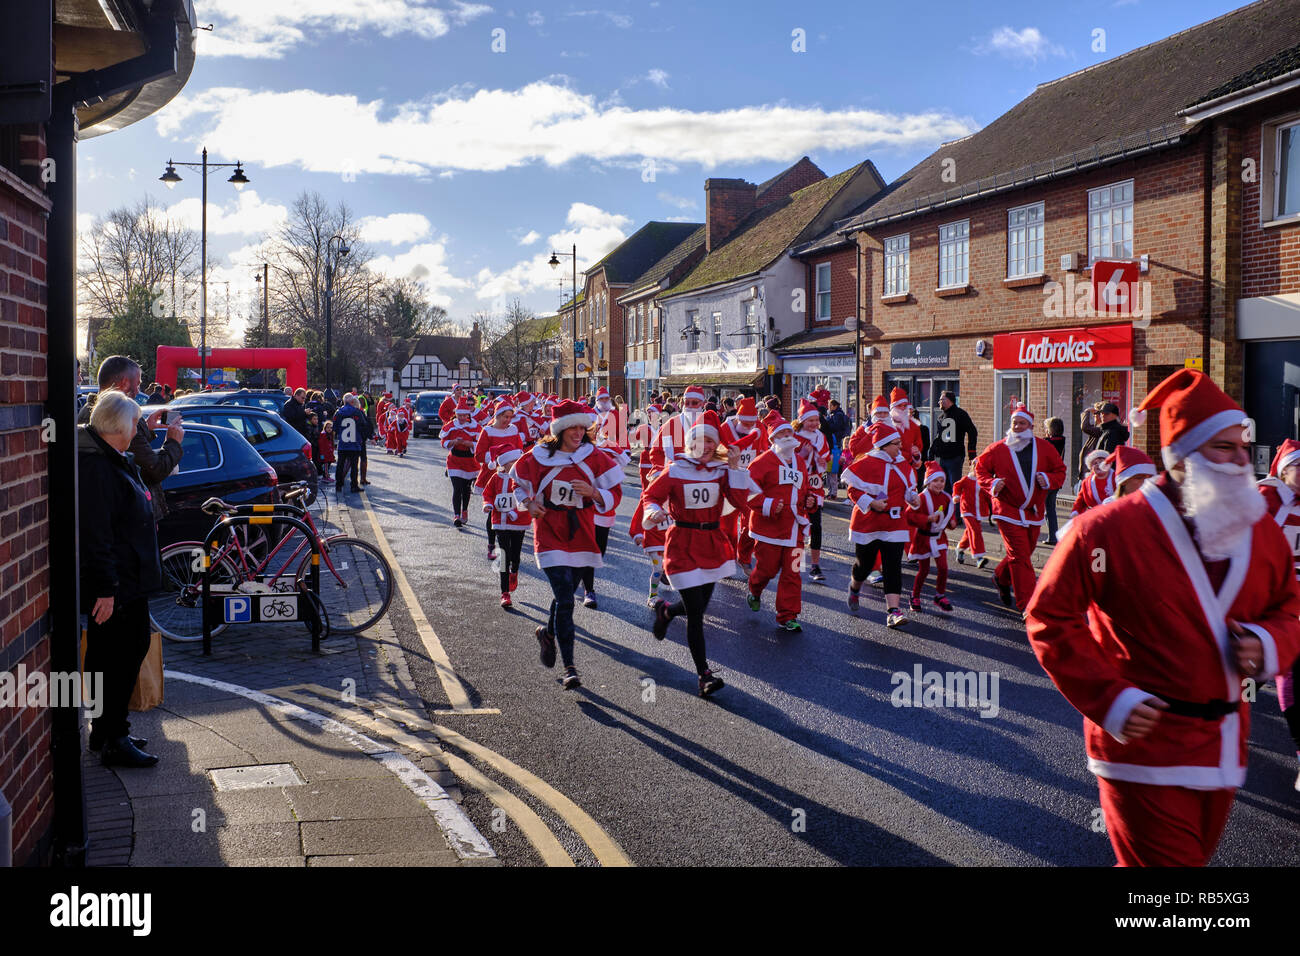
[80,628,165,712]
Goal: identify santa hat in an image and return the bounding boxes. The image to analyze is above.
[868,422,902,449]
[1084,449,1109,470]
[1104,445,1156,486]
[736,397,757,421]
[594,386,611,402]
[1269,439,1300,478]
[549,399,596,435]
[923,461,946,486]
[797,398,820,424]
[1011,403,1034,425]
[455,396,473,415]
[760,408,785,432]
[491,398,515,418]
[685,409,721,446]
[1131,369,1247,470]
[516,391,534,404]
[682,385,706,404]
[870,395,891,420]
[489,442,522,469]
[767,417,793,441]
[889,386,910,409]
[451,383,464,392]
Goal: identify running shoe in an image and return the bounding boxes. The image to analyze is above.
[646,589,659,608]
[781,619,802,632]
[886,608,907,629]
[847,587,860,613]
[535,626,557,668]
[910,597,923,613]
[698,670,725,697]
[955,549,966,565]
[976,556,989,570]
[453,518,463,528]
[487,548,497,561]
[562,667,582,690]
[509,572,518,592]
[500,592,512,609]
[809,565,825,583]
[933,595,953,613]
[996,579,1014,608]
[867,570,884,588]
[583,591,598,609]
[652,599,672,641]
[746,592,760,612]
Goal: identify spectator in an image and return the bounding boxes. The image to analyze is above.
[930,390,978,493]
[79,391,162,768]
[281,387,309,436]
[145,383,165,405]
[722,396,736,417]
[332,394,367,493]
[78,355,184,520]
[162,383,173,401]
[304,408,322,475]
[1096,402,1130,456]
[1043,417,1067,545]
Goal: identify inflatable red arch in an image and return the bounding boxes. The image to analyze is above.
[155,346,308,390]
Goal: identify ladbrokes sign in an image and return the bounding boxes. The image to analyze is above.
[993,324,1133,370]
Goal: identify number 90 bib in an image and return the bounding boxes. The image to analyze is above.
[683,482,719,509]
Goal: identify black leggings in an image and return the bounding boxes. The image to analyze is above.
[450,476,473,517]
[808,507,822,551]
[496,529,525,591]
[667,582,715,675]
[486,514,495,551]
[580,525,611,592]
[852,540,903,594]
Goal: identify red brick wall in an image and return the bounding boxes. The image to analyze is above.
[704,179,757,252]
[0,125,53,866]
[1237,93,1300,299]
[856,141,1211,470]
[756,157,826,204]
[802,246,857,330]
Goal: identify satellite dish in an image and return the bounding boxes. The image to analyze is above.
[843,316,858,332]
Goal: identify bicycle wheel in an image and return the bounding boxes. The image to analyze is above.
[307,484,330,528]
[296,535,393,633]
[151,543,241,642]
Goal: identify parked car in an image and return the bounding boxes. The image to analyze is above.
[149,423,278,547]
[164,403,317,499]
[170,388,290,414]
[413,391,452,438]
[482,387,513,401]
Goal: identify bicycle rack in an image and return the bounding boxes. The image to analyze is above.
[200,506,325,655]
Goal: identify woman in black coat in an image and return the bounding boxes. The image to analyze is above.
[79,391,163,768]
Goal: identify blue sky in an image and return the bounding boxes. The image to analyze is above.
[78,0,1243,340]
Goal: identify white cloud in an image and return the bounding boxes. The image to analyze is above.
[517,229,541,245]
[368,240,472,310]
[358,212,432,245]
[163,189,289,236]
[657,190,697,211]
[646,68,670,89]
[974,26,1065,62]
[527,10,545,26]
[194,0,493,60]
[156,81,975,176]
[565,9,633,28]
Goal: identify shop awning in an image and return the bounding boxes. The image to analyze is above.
[660,371,767,388]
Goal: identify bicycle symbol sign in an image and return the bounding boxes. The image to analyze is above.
[260,595,298,621]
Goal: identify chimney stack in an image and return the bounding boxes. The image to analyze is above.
[705,178,757,252]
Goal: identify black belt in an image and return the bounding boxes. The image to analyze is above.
[675,520,719,530]
[1154,694,1239,720]
[449,448,474,457]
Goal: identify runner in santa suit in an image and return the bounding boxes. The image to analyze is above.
[889,387,924,479]
[438,384,465,426]
[384,405,402,455]
[651,384,706,474]
[375,393,392,445]
[631,404,663,488]
[841,422,917,628]
[645,410,753,697]
[1026,369,1300,866]
[952,462,993,568]
[579,385,630,609]
[482,444,530,608]
[973,403,1066,614]
[629,478,674,607]
[720,397,768,576]
[473,400,523,561]
[844,395,893,468]
[1103,446,1157,503]
[440,398,481,527]
[794,398,831,583]
[394,399,412,456]
[905,461,958,613]
[514,391,541,447]
[740,410,787,569]
[1257,438,1300,788]
[511,400,624,690]
[744,418,812,631]
[1069,449,1114,519]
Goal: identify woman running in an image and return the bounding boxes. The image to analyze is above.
[482,443,530,608]
[510,400,624,690]
[474,399,522,561]
[794,398,831,583]
[644,410,753,697]
[440,397,480,527]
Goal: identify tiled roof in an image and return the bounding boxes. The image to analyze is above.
[1187,38,1300,108]
[843,0,1300,230]
[585,221,703,285]
[391,333,480,371]
[771,328,856,353]
[618,225,706,300]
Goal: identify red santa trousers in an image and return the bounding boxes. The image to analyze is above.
[1097,778,1235,867]
[736,525,756,566]
[912,553,948,601]
[396,423,409,454]
[748,540,802,624]
[993,522,1039,611]
[958,516,986,557]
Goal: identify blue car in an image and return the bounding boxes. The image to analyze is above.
[164,403,318,499]
[170,388,290,414]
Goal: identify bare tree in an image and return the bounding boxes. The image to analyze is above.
[479,300,558,391]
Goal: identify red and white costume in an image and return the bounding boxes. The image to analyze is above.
[650,384,706,473]
[1070,450,1114,519]
[591,394,630,532]
[951,472,991,560]
[843,395,893,468]
[721,398,768,564]
[1258,439,1300,574]
[440,403,481,480]
[841,428,915,547]
[905,464,955,561]
[438,388,464,426]
[745,420,812,624]
[631,404,662,487]
[889,387,924,473]
[482,466,532,533]
[474,407,524,490]
[510,435,624,569]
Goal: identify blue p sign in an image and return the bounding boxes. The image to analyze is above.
[224,596,251,623]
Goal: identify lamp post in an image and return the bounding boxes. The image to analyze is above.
[159,149,249,387]
[324,234,351,393]
[547,244,578,399]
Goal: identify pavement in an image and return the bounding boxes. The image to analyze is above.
[84,486,498,867]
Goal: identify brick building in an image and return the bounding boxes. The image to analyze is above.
[842,0,1300,490]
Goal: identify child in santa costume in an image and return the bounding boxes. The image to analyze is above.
[841,422,918,628]
[905,462,958,613]
[631,404,662,488]
[744,419,813,631]
[721,397,768,573]
[645,410,753,697]
[580,387,631,610]
[1102,445,1157,503]
[629,480,674,607]
[441,398,481,527]
[482,444,530,608]
[1026,369,1300,866]
[393,400,412,456]
[952,462,992,568]
[511,400,625,690]
[1258,438,1300,788]
[794,398,830,582]
[1069,449,1114,519]
[474,400,523,561]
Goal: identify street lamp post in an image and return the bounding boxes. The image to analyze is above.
[159,149,249,387]
[548,244,578,399]
[324,234,351,393]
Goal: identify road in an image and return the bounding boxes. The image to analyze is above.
[336,434,1300,866]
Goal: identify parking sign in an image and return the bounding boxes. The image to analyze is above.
[224,596,252,623]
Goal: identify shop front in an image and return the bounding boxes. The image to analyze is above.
[624,358,661,410]
[1238,293,1300,476]
[993,323,1134,489]
[661,347,766,401]
[885,339,955,440]
[783,352,857,416]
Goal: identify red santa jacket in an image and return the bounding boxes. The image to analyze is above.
[438,394,458,424]
[473,424,524,488]
[841,449,915,544]
[1260,478,1300,578]
[510,442,624,569]
[720,418,769,471]
[905,487,957,560]
[642,457,752,589]
[440,418,481,480]
[629,487,672,553]
[1027,477,1300,789]
[973,435,1066,527]
[650,412,692,473]
[481,470,531,531]
[745,447,812,548]
[951,474,992,521]
[892,416,924,468]
[1070,470,1115,519]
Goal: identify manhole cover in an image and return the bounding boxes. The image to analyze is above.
[209,763,305,791]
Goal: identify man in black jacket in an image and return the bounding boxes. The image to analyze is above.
[281,387,310,436]
[930,390,977,492]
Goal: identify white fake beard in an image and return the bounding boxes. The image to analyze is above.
[1005,426,1031,452]
[774,436,799,456]
[890,410,907,429]
[596,400,612,413]
[732,421,752,436]
[1182,451,1265,561]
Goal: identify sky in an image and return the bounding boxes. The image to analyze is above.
[77,0,1247,344]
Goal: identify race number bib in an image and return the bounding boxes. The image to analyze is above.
[549,480,578,507]
[737,449,757,469]
[778,465,801,487]
[683,482,719,509]
[808,473,824,491]
[494,493,516,513]
[1286,525,1300,556]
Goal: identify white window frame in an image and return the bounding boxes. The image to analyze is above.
[1269,116,1300,223]
[1007,202,1045,278]
[711,311,722,348]
[884,234,910,296]
[1088,179,1134,264]
[938,220,969,288]
[815,262,832,319]
[743,299,758,341]
[686,309,700,353]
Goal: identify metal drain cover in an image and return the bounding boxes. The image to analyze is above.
[209,763,305,791]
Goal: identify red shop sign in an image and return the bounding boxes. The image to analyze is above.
[993,324,1133,369]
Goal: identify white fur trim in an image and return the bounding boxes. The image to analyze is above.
[1101,686,1156,743]
[1240,622,1280,680]
[1114,463,1155,485]
[1277,448,1300,476]
[550,412,595,435]
[1165,408,1249,466]
[1012,408,1034,424]
[686,422,719,445]
[1084,449,1108,467]
[1128,407,1146,428]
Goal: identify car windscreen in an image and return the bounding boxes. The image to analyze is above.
[416,395,446,413]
